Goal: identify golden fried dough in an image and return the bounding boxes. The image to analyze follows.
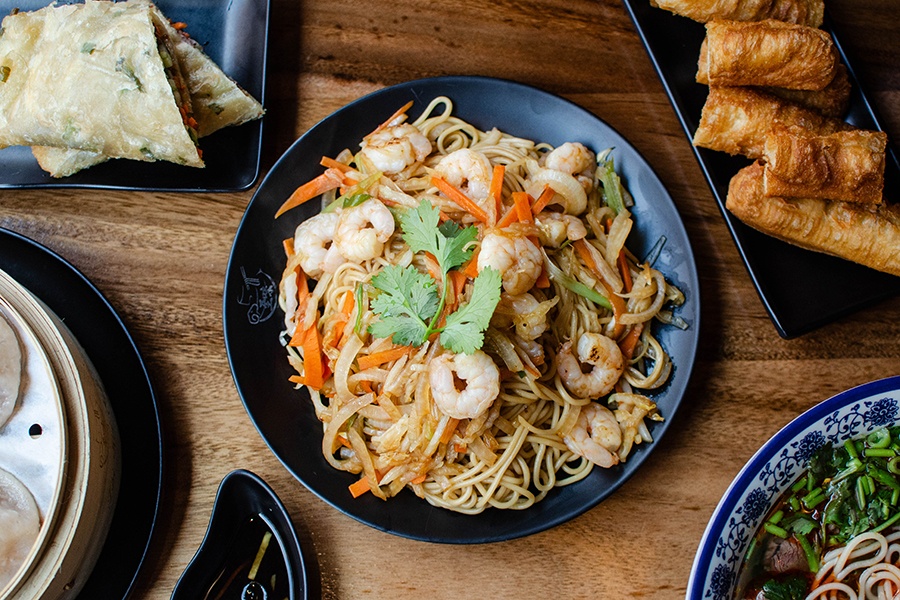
[762,64,851,118]
[697,20,838,90]
[693,86,852,158]
[726,161,900,276]
[762,128,887,204]
[650,0,823,27]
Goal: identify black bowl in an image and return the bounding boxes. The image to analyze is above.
[223,76,701,543]
[171,470,311,600]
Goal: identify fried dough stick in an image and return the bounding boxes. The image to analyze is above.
[763,128,887,204]
[726,161,900,276]
[696,20,838,90]
[650,0,824,27]
[693,86,852,158]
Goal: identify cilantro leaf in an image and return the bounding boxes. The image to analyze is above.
[761,576,808,600]
[440,267,502,354]
[368,264,439,345]
[400,200,477,271]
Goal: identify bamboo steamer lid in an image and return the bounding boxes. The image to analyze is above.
[0,268,120,600]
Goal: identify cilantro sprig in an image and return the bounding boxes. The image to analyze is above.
[367,200,501,353]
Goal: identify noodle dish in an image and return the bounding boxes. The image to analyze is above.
[274,96,685,514]
[223,76,699,541]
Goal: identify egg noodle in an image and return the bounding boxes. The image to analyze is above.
[277,96,685,514]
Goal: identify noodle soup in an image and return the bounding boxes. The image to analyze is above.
[736,427,900,600]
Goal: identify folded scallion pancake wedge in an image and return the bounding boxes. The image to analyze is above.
[0,1,202,167]
[31,2,264,178]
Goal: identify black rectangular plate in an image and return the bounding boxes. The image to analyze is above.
[622,0,900,338]
[0,0,269,192]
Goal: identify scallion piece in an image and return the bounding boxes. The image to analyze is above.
[872,511,900,534]
[764,522,788,539]
[866,448,896,458]
[542,254,613,309]
[791,476,808,493]
[353,284,365,334]
[856,477,868,510]
[888,457,900,475]
[868,428,892,449]
[598,158,624,214]
[796,534,820,573]
[803,488,826,510]
[845,439,860,460]
[768,510,784,526]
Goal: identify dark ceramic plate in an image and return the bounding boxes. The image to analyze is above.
[223,76,701,543]
[172,470,312,600]
[0,0,269,192]
[0,228,162,599]
[622,1,900,338]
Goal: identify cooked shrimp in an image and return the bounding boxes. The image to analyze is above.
[433,148,493,203]
[563,403,621,468]
[359,124,432,175]
[334,199,395,263]
[535,212,588,248]
[429,350,500,420]
[293,212,344,279]
[557,332,624,398]
[478,230,542,295]
[500,293,555,340]
[545,141,596,189]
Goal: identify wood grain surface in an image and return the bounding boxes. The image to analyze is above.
[1,1,898,598]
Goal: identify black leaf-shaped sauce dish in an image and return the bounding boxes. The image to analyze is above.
[171,469,313,600]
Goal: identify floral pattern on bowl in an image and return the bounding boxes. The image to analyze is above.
[687,375,900,599]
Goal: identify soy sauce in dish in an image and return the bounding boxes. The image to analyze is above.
[203,515,288,600]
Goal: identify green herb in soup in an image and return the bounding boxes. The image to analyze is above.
[736,426,900,599]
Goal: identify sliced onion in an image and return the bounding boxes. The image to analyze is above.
[526,169,587,215]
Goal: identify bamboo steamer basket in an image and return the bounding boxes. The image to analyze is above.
[0,268,120,600]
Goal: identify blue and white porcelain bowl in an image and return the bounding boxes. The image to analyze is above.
[687,375,900,599]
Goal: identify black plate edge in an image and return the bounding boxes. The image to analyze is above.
[223,75,702,543]
[0,227,164,599]
[621,0,900,339]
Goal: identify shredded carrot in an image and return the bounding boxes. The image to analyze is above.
[447,270,468,311]
[319,156,352,172]
[423,252,442,282]
[619,323,644,362]
[512,192,534,224]
[324,291,355,349]
[359,380,374,395]
[275,168,344,218]
[462,247,480,279]
[370,100,414,137]
[282,238,294,258]
[496,205,519,229]
[440,418,460,445]
[573,239,627,338]
[357,345,413,371]
[348,477,371,498]
[410,474,428,485]
[287,269,311,347]
[301,326,325,390]
[531,184,555,215]
[431,176,490,223]
[172,21,188,30]
[453,443,467,454]
[535,268,550,289]
[617,250,633,293]
[489,164,505,225]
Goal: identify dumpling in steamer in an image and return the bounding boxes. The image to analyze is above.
[0,467,41,592]
[0,312,22,429]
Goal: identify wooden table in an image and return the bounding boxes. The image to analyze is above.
[2,1,898,598]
